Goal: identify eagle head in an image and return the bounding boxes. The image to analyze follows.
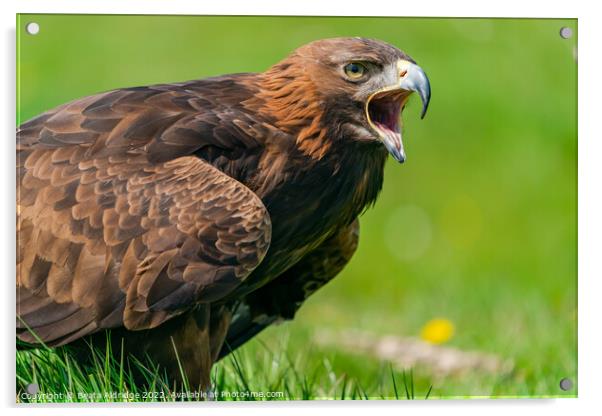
[257,37,431,163]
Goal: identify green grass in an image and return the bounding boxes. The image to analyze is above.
[16,322,574,401]
[16,15,577,400]
[16,332,434,402]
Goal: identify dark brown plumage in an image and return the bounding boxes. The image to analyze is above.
[16,37,430,389]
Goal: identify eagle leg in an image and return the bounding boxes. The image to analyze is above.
[141,304,214,392]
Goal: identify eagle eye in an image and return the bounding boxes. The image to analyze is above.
[344,62,368,80]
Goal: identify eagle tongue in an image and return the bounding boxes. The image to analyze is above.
[378,123,405,163]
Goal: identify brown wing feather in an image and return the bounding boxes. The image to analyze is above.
[219,219,359,358]
[17,85,271,346]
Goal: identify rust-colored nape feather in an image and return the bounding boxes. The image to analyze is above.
[247,56,332,160]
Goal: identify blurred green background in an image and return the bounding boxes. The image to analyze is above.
[17,15,577,398]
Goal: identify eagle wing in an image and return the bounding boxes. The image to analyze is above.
[17,84,271,346]
[219,219,359,358]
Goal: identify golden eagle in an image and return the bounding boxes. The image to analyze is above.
[16,37,430,389]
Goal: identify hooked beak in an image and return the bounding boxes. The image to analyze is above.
[365,59,431,163]
[398,60,431,119]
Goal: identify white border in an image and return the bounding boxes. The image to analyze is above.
[2,0,601,415]
[5,0,586,17]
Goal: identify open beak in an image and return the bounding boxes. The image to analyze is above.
[365,60,431,163]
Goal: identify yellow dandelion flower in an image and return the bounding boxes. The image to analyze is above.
[420,318,455,344]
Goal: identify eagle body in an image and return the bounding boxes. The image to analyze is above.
[17,38,430,389]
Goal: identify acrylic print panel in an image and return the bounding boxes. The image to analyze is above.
[16,14,577,402]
